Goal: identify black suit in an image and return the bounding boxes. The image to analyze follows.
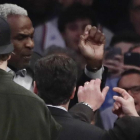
[49,106,140,140]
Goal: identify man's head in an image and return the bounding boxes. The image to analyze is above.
[34,54,77,105]
[0,16,13,63]
[110,31,140,54]
[129,0,140,35]
[0,4,34,70]
[118,69,140,115]
[58,4,97,51]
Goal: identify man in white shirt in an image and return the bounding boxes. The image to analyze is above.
[0,4,34,90]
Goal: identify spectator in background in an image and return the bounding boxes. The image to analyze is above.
[110,30,140,54]
[104,31,140,77]
[100,32,140,129]
[101,69,140,130]
[100,31,140,111]
[57,4,97,52]
[33,2,113,56]
[34,4,97,55]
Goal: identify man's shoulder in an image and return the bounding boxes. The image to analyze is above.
[49,107,104,139]
[2,79,44,104]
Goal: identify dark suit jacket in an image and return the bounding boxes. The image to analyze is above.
[49,106,140,140]
[69,67,108,108]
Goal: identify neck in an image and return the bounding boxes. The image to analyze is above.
[61,102,69,111]
[0,61,7,71]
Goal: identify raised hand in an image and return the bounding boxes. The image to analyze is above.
[78,25,105,69]
[77,79,109,111]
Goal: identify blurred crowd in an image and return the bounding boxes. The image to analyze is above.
[0,0,140,140]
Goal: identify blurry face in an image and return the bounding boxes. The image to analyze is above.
[114,42,134,54]
[7,15,34,70]
[62,19,91,51]
[130,0,140,35]
[118,73,140,115]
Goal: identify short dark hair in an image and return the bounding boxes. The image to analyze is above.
[44,45,85,77]
[34,54,77,105]
[110,31,140,47]
[58,3,97,33]
[117,69,140,86]
[0,53,11,61]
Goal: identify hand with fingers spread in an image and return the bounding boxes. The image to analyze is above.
[112,87,139,117]
[77,79,109,111]
[78,25,105,69]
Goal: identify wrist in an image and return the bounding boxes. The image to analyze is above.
[86,65,99,72]
[130,111,139,117]
[86,59,102,71]
[79,102,94,111]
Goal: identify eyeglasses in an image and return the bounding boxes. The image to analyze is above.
[123,86,140,95]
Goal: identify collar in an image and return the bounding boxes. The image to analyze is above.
[7,67,27,77]
[0,68,13,80]
[47,104,67,112]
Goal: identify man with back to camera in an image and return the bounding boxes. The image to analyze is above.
[0,16,61,140]
[34,52,140,140]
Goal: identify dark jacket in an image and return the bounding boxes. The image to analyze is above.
[49,106,140,140]
[0,69,61,140]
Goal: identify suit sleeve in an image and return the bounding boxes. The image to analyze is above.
[69,67,108,123]
[106,116,140,140]
[69,103,94,123]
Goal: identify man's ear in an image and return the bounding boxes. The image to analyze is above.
[33,81,38,95]
[7,55,11,60]
[70,87,76,99]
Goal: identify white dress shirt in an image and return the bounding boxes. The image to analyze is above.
[47,104,67,112]
[7,67,33,91]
